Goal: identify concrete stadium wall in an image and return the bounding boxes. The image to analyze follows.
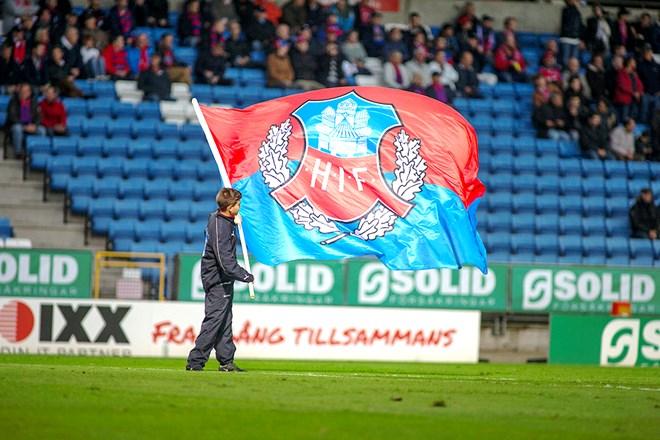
[80,0,655,34]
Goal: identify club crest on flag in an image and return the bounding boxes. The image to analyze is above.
[258,91,427,245]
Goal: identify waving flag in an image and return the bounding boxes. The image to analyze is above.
[194,87,486,272]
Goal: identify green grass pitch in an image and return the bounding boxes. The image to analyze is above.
[0,355,658,439]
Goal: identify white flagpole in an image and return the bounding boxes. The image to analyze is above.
[191,98,255,300]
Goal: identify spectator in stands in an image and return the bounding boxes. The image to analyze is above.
[611,7,634,52]
[342,29,368,69]
[455,14,474,54]
[3,1,39,34]
[194,43,232,86]
[331,0,355,34]
[138,53,172,101]
[565,75,587,102]
[440,24,460,58]
[0,45,17,92]
[476,14,496,61]
[533,92,570,140]
[637,44,660,118]
[354,0,375,34]
[561,57,590,99]
[38,84,67,136]
[280,0,306,33]
[500,16,518,44]
[247,6,275,51]
[426,71,450,104]
[580,112,610,159]
[79,0,106,29]
[203,18,228,52]
[596,98,617,131]
[318,42,346,88]
[565,95,586,140]
[273,23,292,52]
[629,188,659,240]
[363,12,386,59]
[106,0,135,39]
[494,33,527,83]
[131,0,149,27]
[539,52,562,85]
[157,33,191,84]
[25,43,49,88]
[407,73,426,95]
[605,54,623,100]
[178,0,204,47]
[429,50,458,93]
[232,0,254,29]
[613,57,646,123]
[461,34,485,73]
[406,11,433,47]
[586,53,606,102]
[146,0,169,27]
[290,38,323,91]
[610,117,637,161]
[6,83,45,157]
[266,41,294,88]
[383,51,410,90]
[226,20,252,67]
[8,27,28,70]
[102,34,132,79]
[455,51,481,98]
[636,130,657,161]
[383,28,409,61]
[47,45,84,97]
[634,12,659,53]
[405,47,432,87]
[81,34,105,78]
[584,4,611,55]
[60,26,83,76]
[559,0,583,67]
[455,2,479,33]
[127,32,152,74]
[80,13,109,50]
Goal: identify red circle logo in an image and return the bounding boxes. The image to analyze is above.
[0,300,35,343]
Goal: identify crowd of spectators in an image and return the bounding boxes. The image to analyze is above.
[531,0,659,162]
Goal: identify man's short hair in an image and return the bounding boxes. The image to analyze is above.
[216,188,242,211]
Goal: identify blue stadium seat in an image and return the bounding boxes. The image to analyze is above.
[558,140,580,158]
[512,193,535,213]
[197,163,219,181]
[471,116,492,134]
[190,202,214,222]
[168,180,195,200]
[148,159,177,179]
[605,217,628,237]
[106,118,132,139]
[627,161,650,180]
[92,81,116,98]
[67,177,95,213]
[87,100,112,118]
[97,158,123,178]
[559,177,581,195]
[469,99,493,114]
[513,154,535,174]
[492,100,515,118]
[135,220,162,242]
[535,139,557,156]
[132,119,158,139]
[535,234,558,255]
[535,156,559,175]
[485,193,513,213]
[535,176,560,195]
[64,98,88,117]
[536,194,559,213]
[48,156,75,191]
[511,173,535,193]
[603,160,627,179]
[535,214,559,234]
[108,219,136,243]
[605,178,629,197]
[512,215,535,233]
[135,102,161,120]
[114,199,140,220]
[88,197,114,221]
[582,236,606,259]
[606,237,629,259]
[78,136,104,157]
[238,88,262,107]
[83,118,107,137]
[559,159,581,177]
[67,115,85,136]
[511,233,535,262]
[122,159,149,179]
[93,177,121,198]
[27,137,52,170]
[581,177,606,196]
[175,160,200,181]
[157,123,179,140]
[72,157,98,178]
[139,201,166,221]
[186,222,206,243]
[213,86,241,106]
[513,136,536,155]
[628,179,649,198]
[165,201,191,221]
[118,178,145,200]
[180,124,203,141]
[629,239,654,266]
[176,140,204,161]
[491,155,513,173]
[559,235,582,260]
[492,118,514,134]
[193,185,218,203]
[260,87,284,101]
[143,179,169,200]
[191,84,213,103]
[160,221,188,242]
[486,214,512,233]
[153,139,178,160]
[111,101,136,119]
[583,196,606,217]
[52,137,79,157]
[559,214,582,235]
[582,216,606,237]
[128,139,152,159]
[103,137,130,157]
[73,79,94,95]
[581,159,603,177]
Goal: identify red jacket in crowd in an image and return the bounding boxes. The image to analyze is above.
[494,45,526,73]
[613,69,644,106]
[102,44,131,76]
[39,99,67,128]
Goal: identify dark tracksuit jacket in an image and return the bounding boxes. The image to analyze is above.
[187,211,252,368]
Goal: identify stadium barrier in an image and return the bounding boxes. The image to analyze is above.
[0,297,480,363]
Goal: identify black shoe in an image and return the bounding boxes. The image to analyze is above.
[186,365,203,371]
[219,362,245,372]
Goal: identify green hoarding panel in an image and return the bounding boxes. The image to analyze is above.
[550,314,660,367]
[0,248,92,298]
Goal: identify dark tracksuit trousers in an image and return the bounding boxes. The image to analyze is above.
[186,211,251,369]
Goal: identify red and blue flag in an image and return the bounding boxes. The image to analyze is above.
[196,87,486,271]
